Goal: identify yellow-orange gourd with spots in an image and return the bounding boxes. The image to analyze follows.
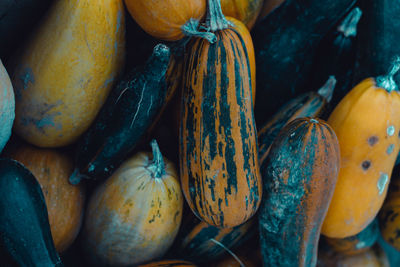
[12,0,125,147]
[82,140,183,266]
[322,61,400,238]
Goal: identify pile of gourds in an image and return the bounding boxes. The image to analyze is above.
[1,0,400,266]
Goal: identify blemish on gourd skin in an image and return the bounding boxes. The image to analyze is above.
[368,136,379,146]
[387,144,395,155]
[361,160,371,171]
[387,125,396,136]
[19,67,35,90]
[377,173,389,195]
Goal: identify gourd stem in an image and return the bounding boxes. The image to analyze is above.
[317,76,336,103]
[206,0,233,32]
[337,7,362,38]
[182,18,217,43]
[150,139,166,178]
[69,169,83,185]
[376,57,400,92]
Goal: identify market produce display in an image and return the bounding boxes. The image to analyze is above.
[1,0,400,266]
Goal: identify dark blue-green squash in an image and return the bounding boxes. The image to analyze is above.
[0,158,63,267]
[251,0,356,125]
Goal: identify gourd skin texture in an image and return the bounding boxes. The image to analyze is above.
[180,28,261,228]
[323,78,400,238]
[221,0,263,29]
[0,60,15,153]
[379,176,400,250]
[0,159,63,267]
[8,144,85,253]
[12,0,125,147]
[82,151,183,266]
[259,118,340,267]
[124,0,206,41]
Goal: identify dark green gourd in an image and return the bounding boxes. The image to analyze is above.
[259,118,340,267]
[251,0,355,124]
[0,158,63,267]
[70,43,172,184]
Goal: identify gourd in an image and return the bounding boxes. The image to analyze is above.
[82,140,183,266]
[221,0,263,30]
[7,144,85,253]
[11,0,125,147]
[258,76,335,165]
[138,260,197,267]
[180,0,261,228]
[0,59,15,153]
[251,0,356,124]
[379,172,400,250]
[259,118,340,267]
[124,0,209,42]
[322,59,400,238]
[0,159,63,267]
[70,44,173,184]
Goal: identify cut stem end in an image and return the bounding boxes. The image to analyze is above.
[376,57,400,92]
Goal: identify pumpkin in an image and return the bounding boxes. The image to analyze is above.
[11,0,125,147]
[138,260,197,267]
[0,59,15,153]
[7,143,85,253]
[124,0,208,42]
[258,76,336,165]
[322,59,400,238]
[251,0,355,124]
[174,214,255,262]
[70,44,173,184]
[180,0,261,228]
[258,0,285,20]
[221,0,263,30]
[0,159,63,266]
[324,219,379,256]
[379,171,400,250]
[259,118,340,267]
[82,140,183,266]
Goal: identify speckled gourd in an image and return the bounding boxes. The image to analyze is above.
[12,0,125,147]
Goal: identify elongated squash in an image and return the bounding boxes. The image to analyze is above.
[180,0,261,228]
[12,0,125,147]
[124,0,209,42]
[221,0,263,30]
[82,140,183,266]
[322,59,400,238]
[0,59,15,153]
[70,44,173,184]
[0,159,63,267]
[258,76,335,165]
[259,118,340,267]
[7,144,85,253]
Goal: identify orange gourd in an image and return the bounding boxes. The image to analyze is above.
[221,0,263,30]
[7,143,85,252]
[124,0,207,41]
[82,140,183,266]
[322,59,400,238]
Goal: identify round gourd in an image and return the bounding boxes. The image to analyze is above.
[82,140,183,266]
[221,0,263,30]
[124,0,206,41]
[322,59,400,238]
[12,0,125,147]
[7,144,85,253]
[0,59,15,153]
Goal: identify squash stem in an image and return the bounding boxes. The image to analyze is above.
[337,7,362,38]
[317,76,336,103]
[150,139,166,178]
[376,56,400,92]
[206,0,233,32]
[182,18,217,43]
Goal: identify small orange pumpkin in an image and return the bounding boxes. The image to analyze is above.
[82,140,183,266]
[221,0,263,30]
[124,0,207,41]
[322,59,400,238]
[7,143,85,252]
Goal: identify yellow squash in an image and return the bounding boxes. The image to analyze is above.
[12,0,125,147]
